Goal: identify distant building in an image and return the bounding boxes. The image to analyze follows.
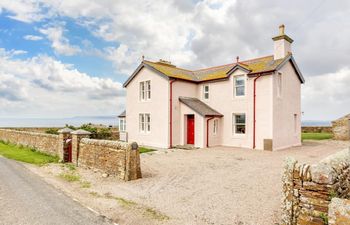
[332,114,350,140]
[119,25,304,150]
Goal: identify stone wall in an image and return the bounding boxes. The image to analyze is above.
[332,118,350,140]
[0,128,59,156]
[282,149,350,225]
[328,198,350,225]
[302,126,332,133]
[73,135,141,181]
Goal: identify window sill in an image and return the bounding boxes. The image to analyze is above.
[232,134,246,139]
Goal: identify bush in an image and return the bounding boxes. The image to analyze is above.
[45,128,59,135]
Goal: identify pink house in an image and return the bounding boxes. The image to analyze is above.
[119,25,304,150]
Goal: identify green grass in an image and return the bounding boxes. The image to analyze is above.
[58,172,81,182]
[302,132,333,140]
[0,141,59,165]
[139,147,156,154]
[80,181,91,188]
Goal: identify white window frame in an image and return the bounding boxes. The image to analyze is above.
[139,80,151,101]
[234,75,246,97]
[277,72,282,98]
[213,119,218,135]
[139,113,151,133]
[119,118,126,132]
[203,84,209,100]
[232,113,246,135]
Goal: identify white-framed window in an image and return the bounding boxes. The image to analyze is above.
[213,119,218,135]
[277,72,282,97]
[233,113,246,134]
[119,118,126,132]
[203,84,209,100]
[234,75,245,97]
[139,113,151,133]
[140,80,151,101]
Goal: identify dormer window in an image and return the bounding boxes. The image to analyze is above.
[140,80,151,101]
[203,85,209,100]
[234,75,245,97]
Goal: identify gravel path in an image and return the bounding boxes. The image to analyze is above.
[23,140,349,225]
[0,156,113,225]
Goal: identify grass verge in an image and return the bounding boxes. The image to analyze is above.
[58,172,81,182]
[302,132,333,141]
[0,140,59,165]
[139,147,157,154]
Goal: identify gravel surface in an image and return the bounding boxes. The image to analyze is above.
[24,140,349,225]
[0,156,113,225]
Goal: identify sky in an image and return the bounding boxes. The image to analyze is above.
[0,0,349,121]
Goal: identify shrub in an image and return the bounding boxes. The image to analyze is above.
[45,128,59,135]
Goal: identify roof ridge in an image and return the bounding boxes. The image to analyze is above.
[239,55,273,63]
[193,62,235,72]
[143,60,194,72]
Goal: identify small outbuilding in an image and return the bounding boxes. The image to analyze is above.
[332,114,350,140]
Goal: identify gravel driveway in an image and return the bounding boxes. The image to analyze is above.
[24,140,349,225]
[117,140,349,225]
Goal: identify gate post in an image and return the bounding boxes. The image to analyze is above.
[57,128,73,162]
[125,142,142,181]
[71,129,91,166]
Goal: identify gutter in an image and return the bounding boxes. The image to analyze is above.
[169,79,176,148]
[206,117,215,147]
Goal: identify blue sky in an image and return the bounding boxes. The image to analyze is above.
[0,0,349,121]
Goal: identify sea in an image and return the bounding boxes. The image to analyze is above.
[0,117,331,128]
[0,116,118,128]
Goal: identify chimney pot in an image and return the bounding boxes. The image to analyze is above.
[279,24,285,35]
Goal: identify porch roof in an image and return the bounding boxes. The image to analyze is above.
[179,97,223,117]
[118,110,126,118]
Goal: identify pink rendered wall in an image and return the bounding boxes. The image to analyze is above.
[126,67,169,148]
[273,62,302,150]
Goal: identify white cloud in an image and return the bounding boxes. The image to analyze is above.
[302,67,350,121]
[0,48,124,117]
[0,0,47,23]
[39,25,81,56]
[24,34,43,41]
[1,0,350,120]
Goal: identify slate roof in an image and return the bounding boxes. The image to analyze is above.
[143,55,286,82]
[124,53,304,87]
[118,110,126,118]
[179,97,223,117]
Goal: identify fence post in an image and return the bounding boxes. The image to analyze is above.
[71,129,91,166]
[125,142,142,181]
[57,128,73,162]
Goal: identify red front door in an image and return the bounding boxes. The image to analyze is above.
[187,115,195,144]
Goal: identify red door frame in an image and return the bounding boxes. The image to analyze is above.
[187,115,195,145]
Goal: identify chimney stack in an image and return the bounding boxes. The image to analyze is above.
[272,24,293,60]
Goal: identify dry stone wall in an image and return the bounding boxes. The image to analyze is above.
[332,119,350,140]
[302,126,332,133]
[0,129,59,156]
[282,149,350,225]
[74,136,141,181]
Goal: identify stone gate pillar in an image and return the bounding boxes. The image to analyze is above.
[57,128,73,162]
[71,129,91,166]
[125,142,142,181]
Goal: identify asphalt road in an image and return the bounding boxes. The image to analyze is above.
[0,157,113,225]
